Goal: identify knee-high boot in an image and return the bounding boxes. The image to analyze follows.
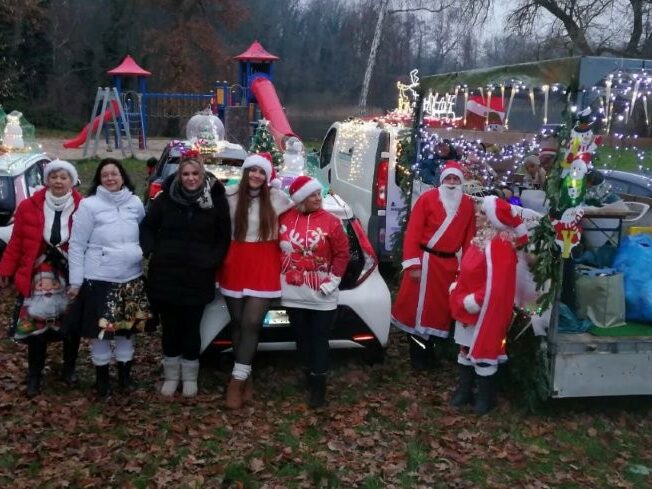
[308,373,327,409]
[449,365,475,408]
[27,339,47,397]
[474,373,497,415]
[62,335,80,385]
[95,365,110,398]
[408,334,429,371]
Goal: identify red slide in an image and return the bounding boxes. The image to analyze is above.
[250,76,297,148]
[63,100,121,149]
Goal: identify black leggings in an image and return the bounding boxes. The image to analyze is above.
[225,296,272,365]
[26,331,80,373]
[287,307,336,375]
[157,303,205,360]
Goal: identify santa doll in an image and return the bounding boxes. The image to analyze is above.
[391,161,476,370]
[449,196,528,414]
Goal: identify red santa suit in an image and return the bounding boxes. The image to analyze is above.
[391,163,476,338]
[449,196,529,375]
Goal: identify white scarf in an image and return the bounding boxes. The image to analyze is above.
[96,186,133,206]
[438,184,463,217]
[43,190,74,245]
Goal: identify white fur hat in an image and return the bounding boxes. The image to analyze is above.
[44,159,79,185]
[241,152,280,188]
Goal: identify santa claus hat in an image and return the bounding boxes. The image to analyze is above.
[44,159,78,185]
[242,152,281,188]
[33,263,56,281]
[539,137,559,157]
[288,175,323,203]
[482,195,529,247]
[439,161,465,184]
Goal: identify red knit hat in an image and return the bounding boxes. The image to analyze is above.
[440,161,465,184]
[482,195,529,247]
[288,176,323,203]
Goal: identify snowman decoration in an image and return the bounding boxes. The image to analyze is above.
[280,137,305,177]
[3,111,25,149]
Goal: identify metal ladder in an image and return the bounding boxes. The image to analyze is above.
[83,87,134,158]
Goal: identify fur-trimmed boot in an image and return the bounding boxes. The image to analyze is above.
[308,373,327,409]
[160,356,181,396]
[449,365,475,408]
[474,374,497,415]
[181,359,200,397]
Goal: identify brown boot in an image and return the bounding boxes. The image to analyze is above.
[243,376,254,403]
[225,377,245,410]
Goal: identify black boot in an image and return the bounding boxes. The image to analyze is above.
[95,365,110,398]
[62,336,80,385]
[474,374,497,415]
[26,339,47,398]
[308,374,326,409]
[408,335,428,371]
[117,361,132,390]
[449,365,475,408]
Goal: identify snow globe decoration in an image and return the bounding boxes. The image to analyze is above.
[186,109,224,155]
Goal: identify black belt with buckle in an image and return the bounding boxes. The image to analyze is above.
[420,244,457,258]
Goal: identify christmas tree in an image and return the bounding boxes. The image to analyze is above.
[249,119,283,167]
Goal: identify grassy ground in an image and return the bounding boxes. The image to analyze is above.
[0,323,650,488]
[597,146,652,173]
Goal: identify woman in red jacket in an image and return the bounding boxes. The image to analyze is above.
[279,176,350,408]
[0,160,83,397]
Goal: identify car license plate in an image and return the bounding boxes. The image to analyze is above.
[263,310,290,328]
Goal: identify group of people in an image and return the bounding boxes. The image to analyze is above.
[392,161,529,415]
[1,152,348,410]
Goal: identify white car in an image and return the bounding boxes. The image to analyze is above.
[149,139,392,362]
[0,152,51,254]
[317,120,408,263]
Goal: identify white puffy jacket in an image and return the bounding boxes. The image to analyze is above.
[68,186,145,287]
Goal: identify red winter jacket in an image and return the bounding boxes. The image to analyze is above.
[0,188,83,297]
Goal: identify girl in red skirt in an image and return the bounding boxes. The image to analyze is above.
[219,152,292,409]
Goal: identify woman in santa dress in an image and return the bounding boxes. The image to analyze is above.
[219,152,293,410]
[449,195,528,415]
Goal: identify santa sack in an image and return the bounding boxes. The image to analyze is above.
[575,265,626,328]
[613,234,652,323]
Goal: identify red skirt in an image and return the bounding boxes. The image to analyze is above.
[218,240,282,298]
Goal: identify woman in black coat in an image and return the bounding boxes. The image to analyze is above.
[140,157,231,397]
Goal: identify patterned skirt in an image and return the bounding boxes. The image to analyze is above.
[62,277,152,340]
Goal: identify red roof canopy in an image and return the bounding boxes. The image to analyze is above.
[107,55,151,76]
[233,41,279,62]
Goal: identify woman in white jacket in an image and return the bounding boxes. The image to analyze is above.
[64,159,151,397]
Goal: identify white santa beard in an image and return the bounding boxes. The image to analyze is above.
[438,185,463,216]
[27,292,68,319]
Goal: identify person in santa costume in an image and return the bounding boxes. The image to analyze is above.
[219,152,293,410]
[391,161,476,369]
[279,176,350,408]
[0,159,82,397]
[449,195,529,415]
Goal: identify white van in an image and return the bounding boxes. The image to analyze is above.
[318,120,407,262]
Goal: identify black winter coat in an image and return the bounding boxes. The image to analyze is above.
[140,176,231,305]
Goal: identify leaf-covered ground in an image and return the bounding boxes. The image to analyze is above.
[1,284,651,489]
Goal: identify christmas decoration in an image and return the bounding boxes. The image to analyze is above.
[280,136,305,177]
[3,110,25,149]
[249,119,283,167]
[552,207,584,258]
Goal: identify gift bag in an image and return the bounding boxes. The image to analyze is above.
[575,265,626,328]
[613,234,652,322]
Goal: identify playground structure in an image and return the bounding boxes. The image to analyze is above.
[64,41,298,154]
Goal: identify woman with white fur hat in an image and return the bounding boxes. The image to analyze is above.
[0,159,83,397]
[219,152,293,410]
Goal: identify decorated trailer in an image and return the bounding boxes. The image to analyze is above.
[406,56,652,399]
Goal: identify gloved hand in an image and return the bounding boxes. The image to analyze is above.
[319,274,342,295]
[463,293,481,314]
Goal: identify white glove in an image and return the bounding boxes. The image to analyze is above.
[448,281,457,294]
[319,275,341,295]
[463,293,481,314]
